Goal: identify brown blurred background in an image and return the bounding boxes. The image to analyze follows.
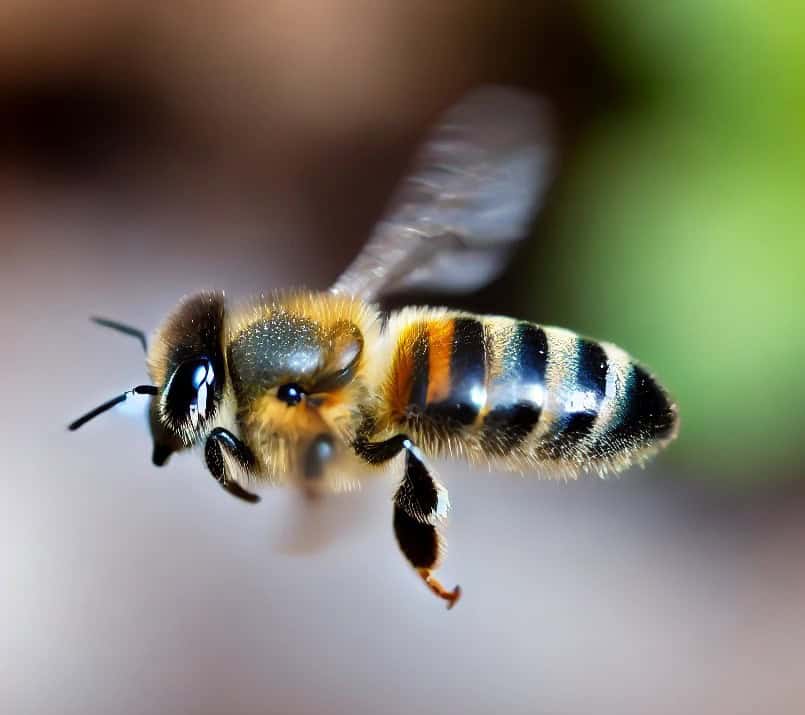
[2,2,804,714]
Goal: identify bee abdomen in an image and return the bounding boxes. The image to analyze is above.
[389,312,677,471]
[529,331,612,461]
[391,315,547,444]
[403,316,487,427]
[479,321,548,454]
[483,322,677,467]
[585,362,678,462]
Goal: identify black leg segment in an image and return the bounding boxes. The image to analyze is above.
[394,446,448,524]
[393,504,461,609]
[355,433,460,608]
[393,506,440,569]
[352,433,409,465]
[204,427,260,503]
[354,434,448,524]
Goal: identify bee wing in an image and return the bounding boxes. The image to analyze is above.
[331,85,555,300]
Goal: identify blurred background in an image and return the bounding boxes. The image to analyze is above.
[2,2,804,713]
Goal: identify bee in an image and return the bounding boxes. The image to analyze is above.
[69,87,678,608]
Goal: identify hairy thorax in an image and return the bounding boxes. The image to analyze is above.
[223,292,383,486]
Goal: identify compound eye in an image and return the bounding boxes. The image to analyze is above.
[277,383,305,406]
[164,357,216,428]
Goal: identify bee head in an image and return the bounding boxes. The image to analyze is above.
[68,292,227,467]
[146,292,227,453]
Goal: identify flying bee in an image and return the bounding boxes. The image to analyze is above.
[69,86,678,608]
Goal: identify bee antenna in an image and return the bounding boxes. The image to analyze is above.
[91,316,148,353]
[68,385,159,431]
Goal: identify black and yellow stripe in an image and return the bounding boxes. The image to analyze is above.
[588,363,678,460]
[386,311,677,472]
[537,338,608,460]
[481,321,547,455]
[402,316,487,427]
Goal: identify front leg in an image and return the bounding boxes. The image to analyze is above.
[204,427,261,504]
[354,434,460,608]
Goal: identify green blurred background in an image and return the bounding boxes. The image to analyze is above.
[517,0,805,481]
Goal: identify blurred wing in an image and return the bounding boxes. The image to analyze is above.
[331,85,555,301]
[269,490,343,557]
[269,486,375,557]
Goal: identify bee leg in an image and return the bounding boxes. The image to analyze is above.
[394,446,460,609]
[204,427,261,504]
[393,505,461,610]
[354,434,460,607]
[352,433,409,464]
[355,434,451,523]
[394,442,451,523]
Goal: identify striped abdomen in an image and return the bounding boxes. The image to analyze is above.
[384,312,678,473]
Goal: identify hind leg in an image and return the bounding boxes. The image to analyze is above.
[354,434,460,608]
[393,504,461,609]
[393,446,460,609]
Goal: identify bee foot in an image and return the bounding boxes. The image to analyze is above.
[418,568,461,609]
